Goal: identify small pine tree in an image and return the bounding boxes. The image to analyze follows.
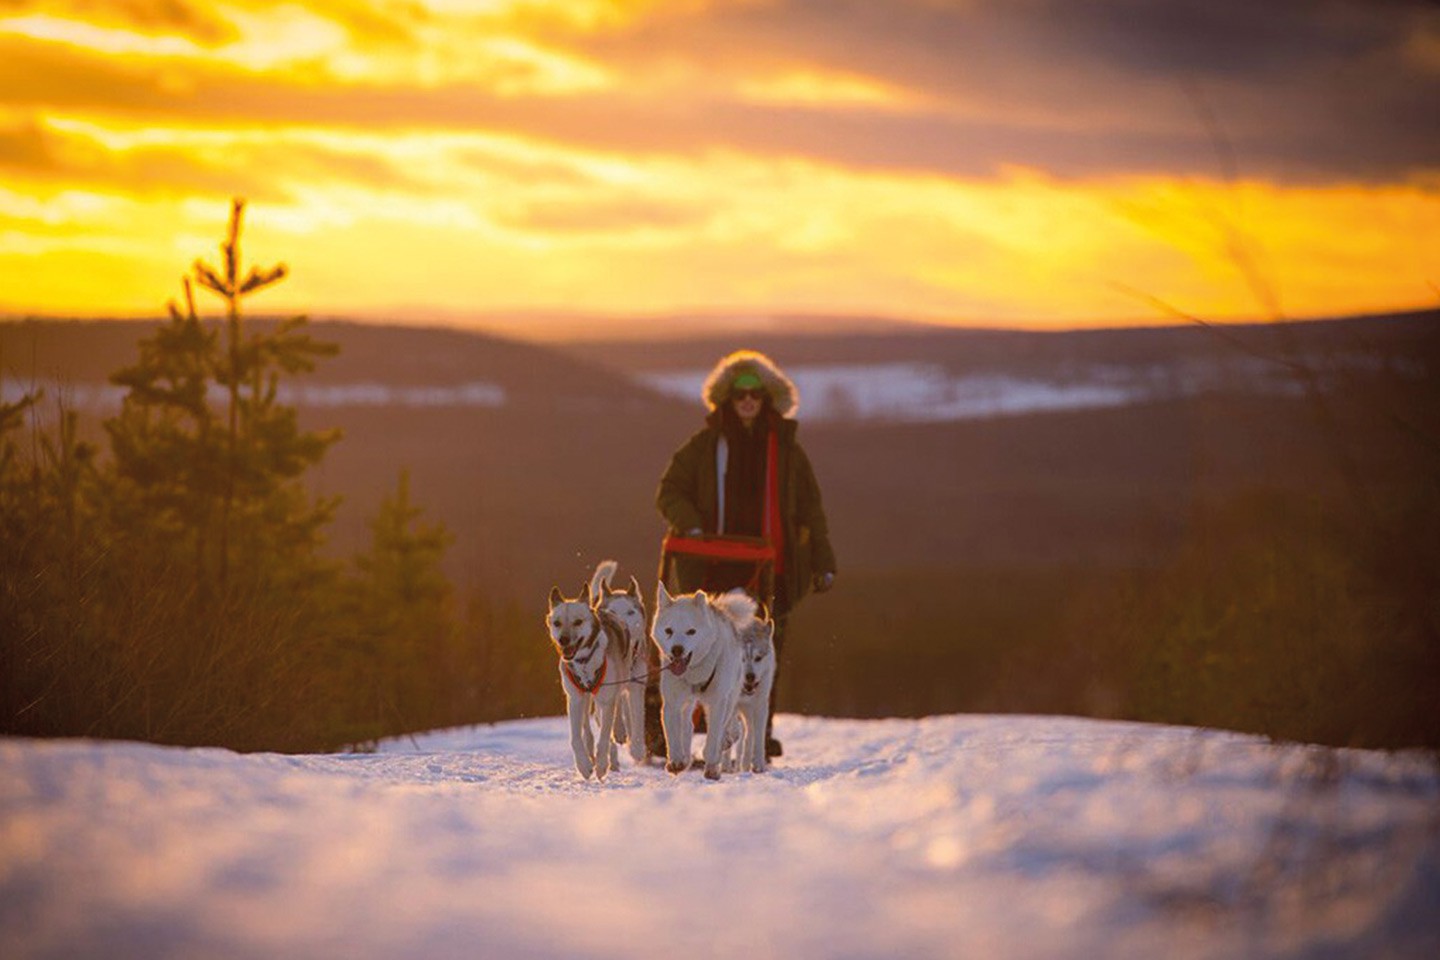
[344,469,459,737]
[104,200,341,596]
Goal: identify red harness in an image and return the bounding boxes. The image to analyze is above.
[764,428,784,575]
[563,658,607,695]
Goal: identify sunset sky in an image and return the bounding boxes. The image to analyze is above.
[3,0,1437,337]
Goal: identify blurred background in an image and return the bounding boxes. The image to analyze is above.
[1,1,1437,751]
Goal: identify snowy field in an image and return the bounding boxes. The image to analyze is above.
[634,360,1293,423]
[0,378,508,412]
[2,714,1437,960]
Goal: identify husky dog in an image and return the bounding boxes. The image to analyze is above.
[729,611,776,773]
[652,583,757,780]
[545,582,623,780]
[589,560,650,765]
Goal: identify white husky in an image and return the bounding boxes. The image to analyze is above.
[652,583,757,780]
[727,611,776,774]
[589,560,650,765]
[545,581,624,780]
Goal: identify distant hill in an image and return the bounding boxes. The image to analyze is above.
[0,318,664,408]
[562,308,1440,374]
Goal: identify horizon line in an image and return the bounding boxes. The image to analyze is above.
[2,302,1435,343]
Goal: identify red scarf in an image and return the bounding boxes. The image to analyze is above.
[764,427,784,574]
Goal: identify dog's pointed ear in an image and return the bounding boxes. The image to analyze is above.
[628,575,642,599]
[656,581,672,607]
[583,582,593,607]
[548,586,563,608]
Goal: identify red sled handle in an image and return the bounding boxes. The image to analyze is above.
[660,533,776,563]
[660,533,776,603]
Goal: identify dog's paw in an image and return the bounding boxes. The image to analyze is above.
[703,765,721,781]
[666,760,688,775]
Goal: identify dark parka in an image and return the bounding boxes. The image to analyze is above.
[655,351,836,614]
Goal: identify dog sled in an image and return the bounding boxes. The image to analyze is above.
[645,532,778,754]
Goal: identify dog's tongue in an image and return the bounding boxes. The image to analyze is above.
[668,654,689,676]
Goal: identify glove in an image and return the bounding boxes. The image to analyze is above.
[812,571,835,593]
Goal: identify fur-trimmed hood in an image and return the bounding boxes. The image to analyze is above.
[701,350,799,418]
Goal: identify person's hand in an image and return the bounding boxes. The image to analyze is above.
[812,571,835,593]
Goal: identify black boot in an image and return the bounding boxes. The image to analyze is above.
[643,678,666,759]
[764,711,782,758]
[764,613,787,759]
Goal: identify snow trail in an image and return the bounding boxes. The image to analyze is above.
[2,714,1436,959]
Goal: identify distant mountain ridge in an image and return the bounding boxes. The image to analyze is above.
[0,318,666,412]
[563,308,1440,373]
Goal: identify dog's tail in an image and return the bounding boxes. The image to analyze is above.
[589,559,619,599]
[710,588,759,631]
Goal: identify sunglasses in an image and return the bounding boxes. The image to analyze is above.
[731,388,766,402]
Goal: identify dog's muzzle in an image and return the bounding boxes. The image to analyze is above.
[666,648,692,676]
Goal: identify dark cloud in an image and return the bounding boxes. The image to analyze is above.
[555,0,1440,181]
[1020,0,1417,79]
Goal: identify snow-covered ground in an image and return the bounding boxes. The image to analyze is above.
[635,359,1301,423]
[640,364,1144,423]
[2,714,1437,960]
[0,378,508,411]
